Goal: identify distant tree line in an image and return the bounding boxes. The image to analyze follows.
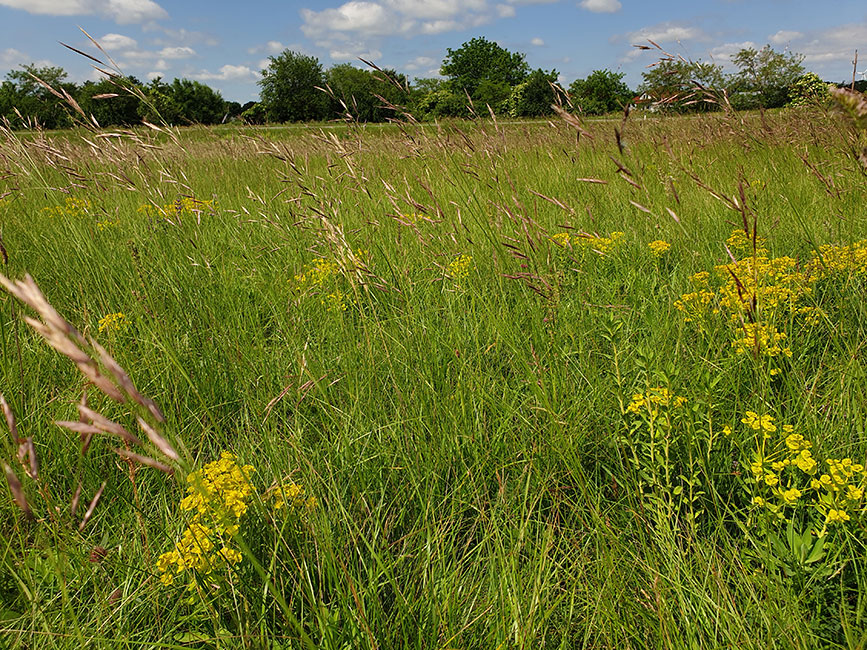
[2,38,863,130]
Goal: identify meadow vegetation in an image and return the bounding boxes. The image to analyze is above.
[1,86,867,648]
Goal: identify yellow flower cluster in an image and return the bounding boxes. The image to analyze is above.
[746,415,865,533]
[812,240,867,278]
[321,290,348,313]
[293,258,338,294]
[42,197,92,219]
[97,312,130,334]
[626,387,687,419]
[447,254,473,280]
[730,322,792,363]
[268,480,317,511]
[674,229,866,367]
[158,452,255,586]
[648,240,671,257]
[138,197,217,220]
[551,231,625,255]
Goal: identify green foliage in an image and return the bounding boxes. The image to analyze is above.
[731,45,805,109]
[240,101,266,124]
[259,50,329,123]
[569,69,633,114]
[414,87,470,119]
[4,64,74,129]
[137,76,183,125]
[76,77,142,127]
[440,36,529,96]
[787,73,830,107]
[505,68,558,118]
[639,60,726,112]
[325,64,409,122]
[168,78,227,125]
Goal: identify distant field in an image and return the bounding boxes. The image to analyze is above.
[1,108,866,648]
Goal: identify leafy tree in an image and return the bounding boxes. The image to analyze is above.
[325,64,409,122]
[169,78,226,124]
[240,102,266,124]
[415,88,470,119]
[138,77,182,124]
[473,79,511,114]
[259,50,328,123]
[569,69,633,115]
[506,68,558,118]
[731,45,805,109]
[788,73,830,107]
[440,37,529,96]
[5,64,75,129]
[76,77,142,126]
[639,60,726,112]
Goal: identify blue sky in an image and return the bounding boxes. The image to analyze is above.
[1,0,865,102]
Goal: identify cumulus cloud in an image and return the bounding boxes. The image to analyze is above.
[158,46,195,59]
[0,0,167,24]
[194,64,260,82]
[627,22,705,45]
[404,55,437,71]
[1,47,29,67]
[248,41,292,55]
[708,40,757,70]
[579,0,621,13]
[299,0,530,43]
[769,30,804,45]
[98,33,139,51]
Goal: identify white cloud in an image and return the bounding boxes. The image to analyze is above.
[404,55,436,71]
[301,2,398,38]
[1,47,28,67]
[769,30,804,45]
[0,0,167,24]
[98,33,139,51]
[627,22,704,45]
[579,0,621,13]
[531,37,545,46]
[195,64,259,82]
[300,0,522,41]
[1,47,52,69]
[708,40,757,70]
[330,47,383,60]
[158,46,196,59]
[249,41,291,55]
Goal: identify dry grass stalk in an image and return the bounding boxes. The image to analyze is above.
[3,462,31,518]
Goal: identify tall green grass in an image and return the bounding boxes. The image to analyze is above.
[1,106,866,648]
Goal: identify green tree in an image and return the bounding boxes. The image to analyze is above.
[5,64,75,129]
[639,60,725,112]
[440,37,529,97]
[259,50,328,123]
[76,77,142,126]
[169,78,227,124]
[506,68,558,118]
[788,73,830,107]
[569,69,633,115]
[324,64,409,122]
[138,76,182,124]
[731,45,805,109]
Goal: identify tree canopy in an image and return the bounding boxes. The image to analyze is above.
[441,37,529,96]
[259,50,329,123]
[569,69,633,115]
[731,45,805,108]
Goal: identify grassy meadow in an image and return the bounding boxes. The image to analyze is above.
[1,104,867,648]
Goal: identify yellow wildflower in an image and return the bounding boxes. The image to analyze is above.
[648,240,671,257]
